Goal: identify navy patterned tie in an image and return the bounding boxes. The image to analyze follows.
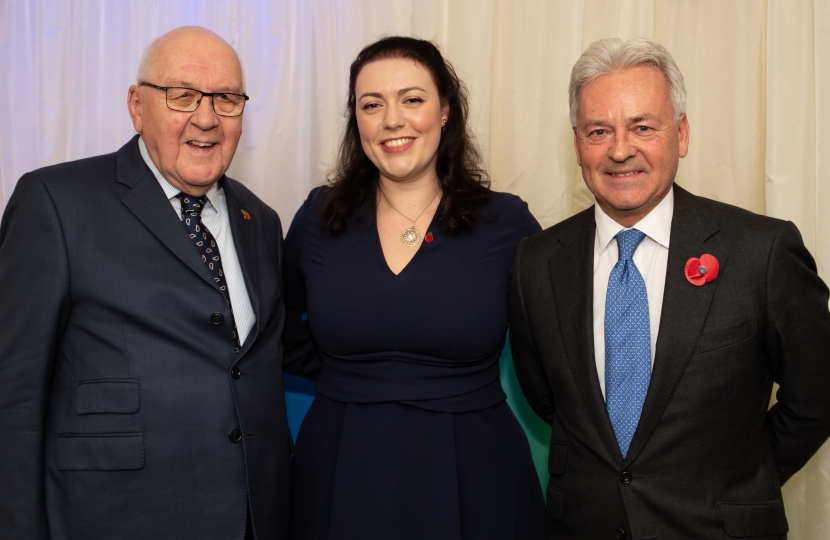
[605,229,650,459]
[177,193,239,346]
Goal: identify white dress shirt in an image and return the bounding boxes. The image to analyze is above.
[593,187,674,399]
[138,137,256,344]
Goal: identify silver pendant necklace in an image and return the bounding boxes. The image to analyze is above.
[379,187,441,247]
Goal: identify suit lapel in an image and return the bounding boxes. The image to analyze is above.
[549,209,624,465]
[117,137,219,291]
[221,178,261,343]
[624,185,727,466]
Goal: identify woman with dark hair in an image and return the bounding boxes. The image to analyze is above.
[284,36,545,539]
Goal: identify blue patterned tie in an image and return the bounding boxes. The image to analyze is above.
[605,229,650,459]
[177,193,239,347]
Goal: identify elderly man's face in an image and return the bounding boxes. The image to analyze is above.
[128,31,244,196]
[573,65,689,227]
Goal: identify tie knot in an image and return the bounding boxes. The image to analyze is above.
[615,229,646,261]
[178,193,207,217]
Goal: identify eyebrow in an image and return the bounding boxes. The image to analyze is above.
[358,86,427,101]
[172,81,243,93]
[629,114,656,123]
[582,119,607,128]
[582,114,657,127]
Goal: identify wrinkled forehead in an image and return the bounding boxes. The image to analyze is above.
[577,66,671,114]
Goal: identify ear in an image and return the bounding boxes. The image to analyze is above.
[572,127,582,167]
[677,113,690,158]
[127,85,143,133]
[441,102,450,125]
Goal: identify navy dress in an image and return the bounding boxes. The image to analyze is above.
[284,186,545,540]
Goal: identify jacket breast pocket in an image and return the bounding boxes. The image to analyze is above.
[56,433,145,471]
[75,378,140,415]
[692,320,756,356]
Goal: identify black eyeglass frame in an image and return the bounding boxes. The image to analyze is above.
[139,82,250,117]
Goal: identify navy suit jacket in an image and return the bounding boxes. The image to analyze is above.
[0,136,300,539]
[510,185,830,539]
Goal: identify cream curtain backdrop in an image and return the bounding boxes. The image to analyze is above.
[1,0,828,536]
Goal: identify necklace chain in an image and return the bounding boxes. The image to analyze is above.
[378,186,441,246]
[378,187,440,226]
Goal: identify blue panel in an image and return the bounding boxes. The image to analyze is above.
[283,373,317,443]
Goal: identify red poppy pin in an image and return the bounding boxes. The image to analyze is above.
[241,209,251,221]
[424,231,434,243]
[685,254,719,286]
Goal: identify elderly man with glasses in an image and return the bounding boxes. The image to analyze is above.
[0,26,310,540]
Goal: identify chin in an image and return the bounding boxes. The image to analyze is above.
[598,192,648,213]
[381,169,416,182]
[601,185,651,204]
[180,169,224,186]
[612,202,650,215]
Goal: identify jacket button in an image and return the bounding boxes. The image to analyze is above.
[228,429,242,443]
[231,367,241,380]
[620,471,633,484]
[616,528,627,540]
[211,313,224,325]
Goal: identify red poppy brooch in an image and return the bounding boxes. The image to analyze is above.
[685,254,719,286]
[424,231,434,243]
[241,209,252,221]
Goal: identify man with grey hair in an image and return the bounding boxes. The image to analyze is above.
[0,26,310,539]
[510,37,830,539]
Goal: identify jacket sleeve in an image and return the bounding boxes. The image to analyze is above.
[280,192,321,380]
[764,220,830,484]
[0,173,71,539]
[509,239,556,425]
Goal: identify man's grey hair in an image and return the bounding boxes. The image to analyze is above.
[569,37,686,127]
[136,39,159,83]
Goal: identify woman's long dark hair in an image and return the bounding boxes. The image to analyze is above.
[320,36,491,235]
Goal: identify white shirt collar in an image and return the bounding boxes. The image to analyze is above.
[595,186,674,254]
[137,136,222,215]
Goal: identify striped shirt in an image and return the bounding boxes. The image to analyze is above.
[138,137,256,345]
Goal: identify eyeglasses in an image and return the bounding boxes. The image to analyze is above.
[140,82,249,117]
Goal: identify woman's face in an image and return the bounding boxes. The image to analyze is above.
[355,58,449,185]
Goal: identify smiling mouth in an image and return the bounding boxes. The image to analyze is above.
[382,138,414,148]
[188,141,216,148]
[607,171,642,177]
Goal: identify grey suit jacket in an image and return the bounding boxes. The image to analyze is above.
[0,136,300,539]
[510,185,830,540]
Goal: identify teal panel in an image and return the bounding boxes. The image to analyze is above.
[499,332,551,495]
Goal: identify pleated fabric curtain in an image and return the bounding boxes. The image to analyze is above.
[1,1,828,536]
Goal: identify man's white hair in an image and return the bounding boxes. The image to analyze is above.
[569,37,686,127]
[136,38,160,83]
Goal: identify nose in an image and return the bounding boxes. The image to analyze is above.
[191,95,220,130]
[382,103,405,130]
[608,130,636,162]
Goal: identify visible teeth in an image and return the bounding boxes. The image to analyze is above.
[383,138,413,148]
[189,141,214,147]
[610,171,638,177]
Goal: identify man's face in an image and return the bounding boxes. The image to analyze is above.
[573,65,689,226]
[128,32,244,196]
